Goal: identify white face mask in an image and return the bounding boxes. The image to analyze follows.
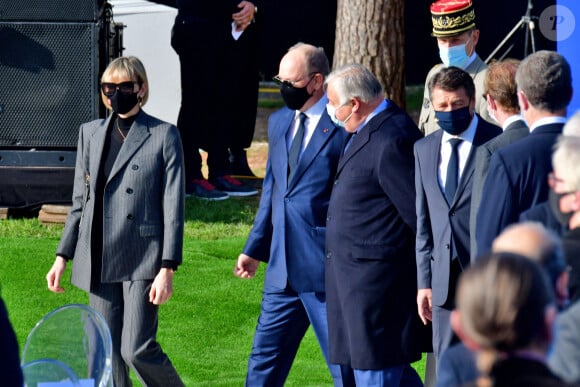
[438,36,471,68]
[326,103,353,128]
[487,104,498,124]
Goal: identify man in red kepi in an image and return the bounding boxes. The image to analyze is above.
[418,0,492,135]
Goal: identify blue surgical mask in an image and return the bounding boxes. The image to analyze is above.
[439,38,470,68]
[434,106,472,135]
[326,103,353,128]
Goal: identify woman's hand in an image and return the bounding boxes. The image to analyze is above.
[46,256,68,293]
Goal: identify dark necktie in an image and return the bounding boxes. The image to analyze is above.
[288,112,307,176]
[343,132,356,154]
[445,138,463,204]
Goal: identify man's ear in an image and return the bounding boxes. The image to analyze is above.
[451,309,481,351]
[486,94,497,112]
[517,90,529,112]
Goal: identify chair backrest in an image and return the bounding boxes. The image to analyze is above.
[21,358,81,387]
[21,304,113,387]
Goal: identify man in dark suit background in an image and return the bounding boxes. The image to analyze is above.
[324,64,424,386]
[469,59,529,261]
[415,66,501,364]
[475,50,573,257]
[171,0,260,199]
[234,43,352,387]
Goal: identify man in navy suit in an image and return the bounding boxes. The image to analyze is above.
[469,59,529,261]
[475,51,573,257]
[234,43,352,387]
[325,64,425,386]
[415,66,501,363]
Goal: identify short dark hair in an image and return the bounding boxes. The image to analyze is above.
[428,66,475,102]
[515,50,572,112]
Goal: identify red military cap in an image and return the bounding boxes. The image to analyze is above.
[430,0,476,37]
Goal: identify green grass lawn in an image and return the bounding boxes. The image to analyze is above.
[0,196,425,385]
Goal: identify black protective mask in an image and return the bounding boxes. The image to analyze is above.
[549,188,574,227]
[434,106,473,135]
[279,84,312,111]
[110,90,139,115]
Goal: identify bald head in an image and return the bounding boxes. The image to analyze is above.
[493,222,554,259]
[492,222,566,294]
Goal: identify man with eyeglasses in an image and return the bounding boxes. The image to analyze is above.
[234,43,353,386]
[549,131,580,384]
[418,0,493,136]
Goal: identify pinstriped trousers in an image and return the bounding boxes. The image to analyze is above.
[90,280,184,387]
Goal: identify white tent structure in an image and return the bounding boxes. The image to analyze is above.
[109,0,181,125]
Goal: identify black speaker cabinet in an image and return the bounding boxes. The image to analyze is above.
[0,22,99,148]
[0,0,104,22]
[0,1,118,209]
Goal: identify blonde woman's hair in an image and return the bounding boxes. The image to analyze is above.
[100,56,149,109]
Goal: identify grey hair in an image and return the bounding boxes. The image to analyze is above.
[563,110,580,137]
[324,63,383,105]
[552,135,580,192]
[515,50,572,112]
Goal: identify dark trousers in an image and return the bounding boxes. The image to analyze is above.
[246,284,354,387]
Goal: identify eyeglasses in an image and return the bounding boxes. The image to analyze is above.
[272,72,317,89]
[548,172,566,187]
[100,82,136,97]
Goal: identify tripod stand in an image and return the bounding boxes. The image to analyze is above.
[485,0,537,63]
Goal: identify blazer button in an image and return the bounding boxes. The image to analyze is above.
[126,188,134,194]
[132,164,139,170]
[127,214,133,220]
[445,243,450,250]
[449,211,455,217]
[333,180,338,186]
[326,252,332,259]
[326,216,331,222]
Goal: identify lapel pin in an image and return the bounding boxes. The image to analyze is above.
[323,128,329,133]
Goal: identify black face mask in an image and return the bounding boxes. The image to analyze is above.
[434,106,473,135]
[110,90,139,115]
[279,83,312,111]
[549,188,575,227]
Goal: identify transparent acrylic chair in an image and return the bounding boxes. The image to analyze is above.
[21,358,81,387]
[21,304,113,387]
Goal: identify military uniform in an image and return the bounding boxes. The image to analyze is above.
[419,0,494,136]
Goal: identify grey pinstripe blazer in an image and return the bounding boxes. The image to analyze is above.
[57,110,185,292]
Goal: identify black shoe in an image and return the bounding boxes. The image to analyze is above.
[210,175,258,197]
[229,149,256,177]
[186,179,229,201]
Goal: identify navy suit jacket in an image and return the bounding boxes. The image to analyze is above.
[415,116,501,306]
[325,101,425,369]
[436,342,478,387]
[475,122,564,257]
[243,106,346,293]
[469,118,529,260]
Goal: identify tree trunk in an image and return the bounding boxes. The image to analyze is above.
[333,0,406,109]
